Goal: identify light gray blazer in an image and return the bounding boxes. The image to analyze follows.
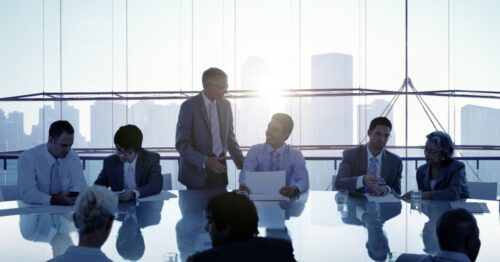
[335,145,402,195]
[175,92,244,188]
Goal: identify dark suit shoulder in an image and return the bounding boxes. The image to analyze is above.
[103,154,120,163]
[384,149,402,161]
[140,149,160,159]
[343,145,364,158]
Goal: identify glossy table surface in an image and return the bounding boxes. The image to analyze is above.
[0,190,498,262]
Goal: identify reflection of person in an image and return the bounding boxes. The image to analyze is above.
[94,125,162,202]
[188,192,296,262]
[239,113,309,197]
[396,208,481,262]
[338,193,402,262]
[49,185,118,262]
[18,120,87,205]
[115,200,164,261]
[335,117,402,196]
[402,131,469,200]
[20,212,75,258]
[176,67,244,189]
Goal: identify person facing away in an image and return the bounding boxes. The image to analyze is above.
[396,208,480,262]
[176,67,244,189]
[17,120,87,205]
[335,117,402,196]
[94,124,162,202]
[187,192,296,262]
[402,131,469,201]
[48,185,118,262]
[239,113,309,197]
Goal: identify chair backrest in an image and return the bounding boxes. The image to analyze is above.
[162,173,172,190]
[467,182,497,200]
[331,175,337,191]
[0,185,19,201]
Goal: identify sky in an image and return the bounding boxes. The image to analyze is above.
[1,0,500,146]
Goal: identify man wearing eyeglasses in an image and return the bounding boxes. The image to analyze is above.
[94,125,162,201]
[176,67,244,189]
[335,117,402,196]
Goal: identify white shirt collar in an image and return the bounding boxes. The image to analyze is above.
[265,143,287,154]
[202,91,216,107]
[125,154,138,170]
[366,144,383,162]
[44,143,57,165]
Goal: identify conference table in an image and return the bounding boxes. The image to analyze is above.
[0,190,498,261]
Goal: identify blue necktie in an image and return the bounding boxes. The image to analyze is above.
[50,160,61,194]
[271,150,280,171]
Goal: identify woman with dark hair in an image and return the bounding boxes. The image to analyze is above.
[403,131,469,200]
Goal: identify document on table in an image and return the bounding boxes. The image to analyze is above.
[364,193,401,203]
[138,190,177,202]
[450,201,490,213]
[246,171,288,201]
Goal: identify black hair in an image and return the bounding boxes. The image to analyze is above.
[206,192,259,242]
[437,208,480,259]
[426,131,455,161]
[48,120,74,140]
[114,125,143,152]
[368,117,392,132]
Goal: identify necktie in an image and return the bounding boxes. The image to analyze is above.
[208,102,223,156]
[124,164,136,190]
[50,160,61,194]
[271,150,280,171]
[367,156,379,177]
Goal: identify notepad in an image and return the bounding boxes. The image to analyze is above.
[449,201,489,213]
[246,171,286,200]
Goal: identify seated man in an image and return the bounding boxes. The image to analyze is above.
[188,192,296,262]
[18,120,87,205]
[239,113,309,197]
[94,125,162,201]
[335,117,402,196]
[396,208,481,262]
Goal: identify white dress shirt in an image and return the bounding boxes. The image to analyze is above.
[356,146,391,194]
[17,144,87,204]
[123,154,140,198]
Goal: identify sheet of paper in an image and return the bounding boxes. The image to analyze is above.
[450,201,489,213]
[364,193,401,203]
[138,190,177,202]
[254,201,286,229]
[246,170,286,194]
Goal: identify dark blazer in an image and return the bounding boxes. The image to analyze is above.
[416,159,469,200]
[190,237,296,262]
[94,149,162,198]
[175,92,244,188]
[335,145,403,194]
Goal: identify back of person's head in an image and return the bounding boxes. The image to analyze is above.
[202,67,227,89]
[73,186,117,235]
[49,120,74,140]
[368,117,392,132]
[437,208,480,261]
[272,113,294,139]
[426,131,455,161]
[116,216,145,261]
[207,192,259,243]
[114,124,143,152]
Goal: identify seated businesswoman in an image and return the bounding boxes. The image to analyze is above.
[403,131,469,200]
[48,186,118,262]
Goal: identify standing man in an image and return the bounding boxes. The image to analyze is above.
[176,67,244,189]
[18,120,87,205]
[94,125,162,201]
[239,113,309,197]
[335,117,402,196]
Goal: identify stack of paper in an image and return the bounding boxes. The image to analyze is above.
[246,171,288,201]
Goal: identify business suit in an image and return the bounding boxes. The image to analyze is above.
[94,149,162,198]
[416,159,469,200]
[190,237,296,262]
[335,145,403,195]
[397,251,473,262]
[176,92,244,189]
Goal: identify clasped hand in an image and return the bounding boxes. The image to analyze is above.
[205,157,226,174]
[363,174,387,196]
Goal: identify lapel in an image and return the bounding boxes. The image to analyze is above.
[216,100,227,147]
[135,149,144,186]
[196,93,211,131]
[359,145,368,176]
[422,165,432,190]
[115,157,124,189]
[434,165,448,187]
[380,150,389,181]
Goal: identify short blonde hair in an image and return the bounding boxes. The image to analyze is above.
[74,186,118,233]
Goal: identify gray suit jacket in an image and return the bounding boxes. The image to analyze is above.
[335,145,402,195]
[416,159,469,200]
[94,149,163,198]
[175,92,244,188]
[397,251,472,262]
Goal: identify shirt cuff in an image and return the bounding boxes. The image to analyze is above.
[132,190,140,198]
[356,176,365,189]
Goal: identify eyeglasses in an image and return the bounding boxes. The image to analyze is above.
[115,146,135,156]
[424,148,440,156]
